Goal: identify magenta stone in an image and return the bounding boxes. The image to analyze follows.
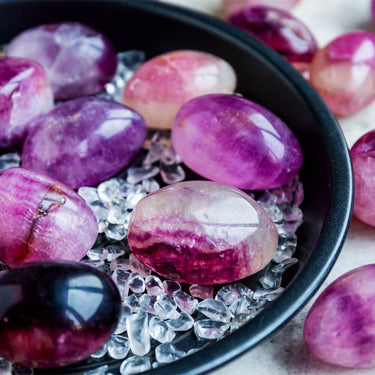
[222,0,300,16]
[304,264,375,368]
[0,56,53,151]
[171,94,302,190]
[0,168,98,267]
[22,96,147,189]
[6,22,117,100]
[127,181,279,284]
[0,261,121,368]
[227,6,317,64]
[310,31,375,116]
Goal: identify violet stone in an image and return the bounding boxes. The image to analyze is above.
[304,264,375,368]
[0,168,98,267]
[127,181,279,284]
[0,261,121,368]
[171,94,302,190]
[310,31,375,116]
[227,6,317,64]
[22,96,147,189]
[6,22,117,100]
[222,0,301,16]
[0,57,53,151]
[123,50,237,129]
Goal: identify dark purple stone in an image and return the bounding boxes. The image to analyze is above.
[0,261,121,368]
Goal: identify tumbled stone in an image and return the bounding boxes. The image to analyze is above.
[0,261,121,368]
[304,264,375,368]
[222,0,300,16]
[7,22,117,100]
[310,31,375,116]
[0,57,53,151]
[22,96,147,189]
[123,50,236,129]
[127,181,278,284]
[172,94,302,190]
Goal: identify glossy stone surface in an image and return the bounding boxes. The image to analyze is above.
[304,264,375,368]
[127,181,278,284]
[227,6,317,64]
[0,168,98,267]
[222,0,300,16]
[350,130,375,226]
[172,94,302,190]
[0,261,121,368]
[22,96,147,189]
[6,22,117,100]
[123,50,236,129]
[0,57,53,151]
[310,31,375,116]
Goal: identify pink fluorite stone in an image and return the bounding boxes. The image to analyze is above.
[6,22,117,100]
[310,31,375,116]
[350,130,375,226]
[0,57,53,151]
[123,50,236,129]
[304,264,375,368]
[172,94,302,190]
[127,181,278,285]
[222,0,300,16]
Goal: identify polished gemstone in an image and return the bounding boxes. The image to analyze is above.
[123,50,236,129]
[22,96,147,189]
[304,264,375,368]
[172,94,302,190]
[0,261,121,368]
[0,168,98,267]
[0,57,53,151]
[310,31,375,116]
[6,22,117,100]
[127,181,278,284]
[222,0,300,16]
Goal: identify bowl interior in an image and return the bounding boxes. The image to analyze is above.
[0,1,353,374]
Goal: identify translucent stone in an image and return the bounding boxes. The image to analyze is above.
[81,259,105,269]
[163,280,181,297]
[0,153,21,172]
[111,258,131,272]
[129,254,152,277]
[172,94,302,190]
[126,185,147,209]
[105,224,127,241]
[118,179,134,197]
[87,247,108,261]
[128,272,146,293]
[78,188,99,205]
[108,335,131,360]
[189,284,214,300]
[98,179,120,203]
[119,50,146,71]
[145,275,164,296]
[106,246,126,262]
[272,257,298,273]
[114,305,132,334]
[149,316,176,343]
[142,178,160,193]
[142,133,165,168]
[123,50,236,129]
[0,358,11,374]
[215,284,252,305]
[128,181,278,284]
[253,287,284,301]
[173,291,198,315]
[90,343,108,359]
[139,294,157,315]
[89,201,109,222]
[125,293,141,313]
[310,31,375,116]
[108,199,130,225]
[160,164,186,185]
[83,365,108,375]
[155,343,186,363]
[112,270,130,301]
[154,294,180,320]
[126,311,151,356]
[259,204,284,223]
[197,299,232,323]
[126,166,160,185]
[230,313,252,332]
[194,320,230,340]
[119,356,151,375]
[229,295,255,316]
[222,0,300,15]
[259,271,282,289]
[166,312,195,332]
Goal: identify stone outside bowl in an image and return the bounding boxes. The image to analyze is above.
[0,0,353,374]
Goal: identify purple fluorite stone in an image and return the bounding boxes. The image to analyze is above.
[227,6,317,63]
[127,181,279,284]
[22,96,147,189]
[6,22,117,100]
[0,261,121,368]
[0,57,53,151]
[0,168,98,267]
[172,94,302,190]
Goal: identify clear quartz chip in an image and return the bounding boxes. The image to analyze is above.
[196,299,232,323]
[97,179,120,203]
[83,365,108,375]
[129,254,151,277]
[126,310,151,356]
[173,291,198,315]
[114,305,132,334]
[104,224,127,241]
[163,280,181,296]
[86,247,108,261]
[78,186,99,204]
[253,287,285,301]
[106,246,126,262]
[0,153,21,172]
[126,166,160,185]
[128,272,146,293]
[166,312,194,332]
[142,178,160,193]
[108,198,130,225]
[155,343,186,364]
[125,293,141,313]
[259,272,282,289]
[230,313,252,332]
[107,334,131,359]
[194,319,230,340]
[229,295,254,316]
[126,185,147,209]
[139,294,157,314]
[112,270,130,301]
[111,258,130,272]
[189,284,214,300]
[90,343,108,358]
[119,356,151,375]
[160,164,185,185]
[149,316,176,343]
[145,275,164,296]
[154,294,179,320]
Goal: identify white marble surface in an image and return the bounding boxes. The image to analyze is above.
[161,0,375,373]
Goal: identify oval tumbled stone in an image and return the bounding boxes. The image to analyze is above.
[0,261,121,368]
[127,181,278,284]
[172,94,302,190]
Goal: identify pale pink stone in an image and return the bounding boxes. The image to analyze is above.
[222,0,300,16]
[123,50,236,129]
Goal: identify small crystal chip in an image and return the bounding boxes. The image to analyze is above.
[125,293,141,313]
[230,313,252,332]
[259,272,282,289]
[0,153,21,172]
[173,291,198,315]
[110,258,130,272]
[189,284,214,300]
[163,280,181,296]
[166,312,194,332]
[155,343,186,364]
[106,246,126,262]
[253,287,284,302]
[129,254,151,277]
[149,316,176,343]
[127,166,160,185]
[112,269,130,301]
[107,198,130,225]
[126,185,147,209]
[126,310,151,356]
[196,299,232,323]
[119,356,151,375]
[154,294,179,320]
[229,295,254,316]
[114,305,132,334]
[128,272,146,294]
[104,224,127,241]
[78,186,99,204]
[145,275,164,296]
[139,294,157,314]
[142,178,160,193]
[83,365,108,375]
[90,343,108,358]
[194,320,230,340]
[97,179,120,203]
[108,334,131,360]
[86,247,108,261]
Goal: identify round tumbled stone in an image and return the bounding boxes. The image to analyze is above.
[6,22,117,100]
[123,50,236,129]
[222,0,301,16]
[22,96,147,189]
[127,181,279,284]
[172,93,302,190]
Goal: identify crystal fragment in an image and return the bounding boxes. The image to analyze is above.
[155,343,186,363]
[108,198,131,225]
[259,272,282,289]
[98,179,120,203]
[114,305,132,334]
[229,295,255,316]
[194,320,230,340]
[173,291,198,315]
[105,224,127,241]
[160,164,186,185]
[129,254,152,277]
[272,257,298,273]
[142,133,164,168]
[90,343,108,359]
[197,299,232,323]
[125,293,141,313]
[142,178,160,193]
[253,287,284,301]
[106,246,126,262]
[87,247,108,261]
[166,312,194,332]
[78,187,100,204]
[215,284,250,306]
[189,285,214,300]
[149,316,176,343]
[139,294,157,315]
[126,185,147,209]
[119,356,151,375]
[126,311,151,356]
[128,272,146,293]
[145,275,164,296]
[112,270,130,301]
[0,153,21,172]
[111,258,130,272]
[126,166,160,185]
[163,280,181,297]
[230,314,252,332]
[83,365,108,375]
[0,358,11,374]
[108,335,131,360]
[154,294,180,320]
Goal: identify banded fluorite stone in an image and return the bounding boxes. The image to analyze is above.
[127,181,278,284]
[172,94,302,190]
[123,50,236,129]
[0,261,121,368]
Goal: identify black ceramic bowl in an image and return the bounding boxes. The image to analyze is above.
[0,0,353,374]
